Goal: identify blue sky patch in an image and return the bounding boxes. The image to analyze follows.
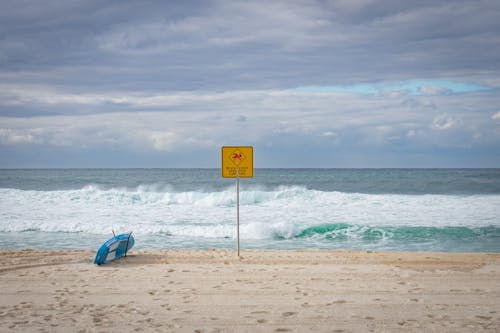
[294,80,491,95]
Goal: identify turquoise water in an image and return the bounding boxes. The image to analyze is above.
[0,169,499,252]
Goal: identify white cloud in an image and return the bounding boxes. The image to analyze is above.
[406,128,429,141]
[0,128,38,144]
[492,110,500,120]
[149,131,176,151]
[432,114,460,130]
[321,131,337,137]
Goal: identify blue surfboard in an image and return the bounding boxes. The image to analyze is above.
[94,232,134,265]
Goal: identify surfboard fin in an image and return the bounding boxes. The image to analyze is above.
[124,231,133,257]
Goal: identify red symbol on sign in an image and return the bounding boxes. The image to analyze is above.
[230,151,245,166]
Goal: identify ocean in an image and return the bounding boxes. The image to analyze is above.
[0,168,499,253]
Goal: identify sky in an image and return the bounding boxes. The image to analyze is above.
[1,0,500,168]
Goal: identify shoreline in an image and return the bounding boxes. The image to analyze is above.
[1,249,499,332]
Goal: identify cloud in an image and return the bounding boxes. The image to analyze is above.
[1,85,498,154]
[0,128,39,144]
[1,1,500,166]
[321,131,337,137]
[2,0,500,92]
[493,110,500,121]
[149,131,177,151]
[112,1,329,52]
[432,114,460,130]
[406,129,422,139]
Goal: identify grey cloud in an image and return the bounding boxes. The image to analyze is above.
[2,0,499,91]
[1,0,500,167]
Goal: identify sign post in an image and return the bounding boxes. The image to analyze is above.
[221,146,253,256]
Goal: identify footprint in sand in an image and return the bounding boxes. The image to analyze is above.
[475,315,492,320]
[251,311,269,315]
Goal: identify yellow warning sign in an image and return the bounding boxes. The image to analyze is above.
[221,146,253,178]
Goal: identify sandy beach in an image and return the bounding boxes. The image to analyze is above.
[1,249,499,332]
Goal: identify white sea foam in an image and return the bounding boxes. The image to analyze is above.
[0,186,499,239]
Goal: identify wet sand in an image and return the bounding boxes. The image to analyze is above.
[1,249,499,332]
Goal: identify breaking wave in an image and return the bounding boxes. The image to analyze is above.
[0,184,499,251]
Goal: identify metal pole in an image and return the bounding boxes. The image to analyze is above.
[236,168,240,257]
